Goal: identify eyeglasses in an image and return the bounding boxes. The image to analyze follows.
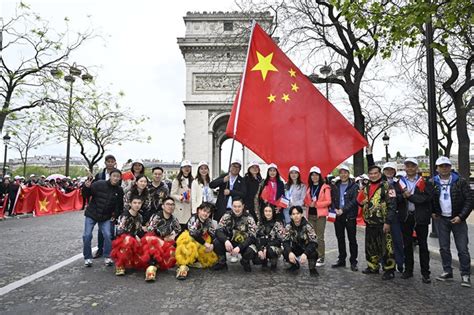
[164,203,175,206]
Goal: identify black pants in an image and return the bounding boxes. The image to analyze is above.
[334,215,358,265]
[253,246,280,264]
[402,213,430,277]
[283,243,318,264]
[365,225,395,271]
[213,238,256,263]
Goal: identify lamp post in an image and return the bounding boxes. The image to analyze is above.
[382,132,390,162]
[308,61,344,100]
[3,133,11,177]
[50,62,93,176]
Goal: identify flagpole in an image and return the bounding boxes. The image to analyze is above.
[228,19,256,174]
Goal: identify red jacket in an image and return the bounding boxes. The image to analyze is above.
[304,183,331,218]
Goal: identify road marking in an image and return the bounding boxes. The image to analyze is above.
[0,247,97,296]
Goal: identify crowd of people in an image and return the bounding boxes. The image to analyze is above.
[79,152,471,288]
[0,173,81,216]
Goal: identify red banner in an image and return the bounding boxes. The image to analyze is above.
[13,186,83,216]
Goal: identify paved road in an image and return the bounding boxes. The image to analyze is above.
[0,211,472,314]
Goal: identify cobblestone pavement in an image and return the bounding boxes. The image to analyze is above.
[0,211,472,314]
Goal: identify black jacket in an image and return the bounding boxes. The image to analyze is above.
[210,174,246,221]
[243,174,262,221]
[82,180,124,222]
[331,180,359,219]
[94,169,108,181]
[398,177,433,225]
[432,173,472,221]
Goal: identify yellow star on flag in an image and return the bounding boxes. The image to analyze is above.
[282,93,291,103]
[267,94,276,103]
[38,198,49,212]
[291,83,299,92]
[251,51,278,81]
[289,68,297,77]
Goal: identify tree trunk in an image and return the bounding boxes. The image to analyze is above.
[454,96,470,179]
[349,94,366,175]
[23,150,28,178]
[0,112,7,135]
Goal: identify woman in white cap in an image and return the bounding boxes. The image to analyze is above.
[255,163,285,222]
[191,161,214,214]
[243,161,262,222]
[283,166,307,224]
[304,166,331,267]
[171,160,193,231]
[121,160,145,189]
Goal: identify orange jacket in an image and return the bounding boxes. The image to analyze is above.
[304,183,331,217]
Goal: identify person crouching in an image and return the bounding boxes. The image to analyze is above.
[253,204,284,270]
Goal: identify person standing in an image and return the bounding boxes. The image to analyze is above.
[171,160,193,231]
[82,169,124,267]
[243,161,262,222]
[123,174,152,223]
[398,158,433,283]
[304,166,331,267]
[283,166,307,224]
[209,159,246,222]
[148,166,169,213]
[358,165,397,280]
[121,160,145,189]
[191,161,214,214]
[331,165,359,271]
[255,163,285,222]
[94,154,117,181]
[432,156,472,288]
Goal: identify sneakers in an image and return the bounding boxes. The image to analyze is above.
[331,260,346,268]
[115,267,125,276]
[461,275,471,288]
[436,272,453,281]
[229,255,239,263]
[104,258,114,266]
[422,275,431,284]
[401,271,414,279]
[84,259,92,267]
[93,250,103,259]
[350,264,358,272]
[316,258,325,267]
[382,271,395,280]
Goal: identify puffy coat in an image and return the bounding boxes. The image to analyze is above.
[83,180,124,222]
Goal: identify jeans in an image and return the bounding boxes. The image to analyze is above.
[83,216,112,260]
[391,216,405,270]
[283,207,291,225]
[437,216,471,276]
[96,222,115,254]
[334,215,358,265]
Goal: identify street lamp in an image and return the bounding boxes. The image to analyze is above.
[50,62,93,176]
[3,133,11,177]
[308,61,344,100]
[382,132,390,162]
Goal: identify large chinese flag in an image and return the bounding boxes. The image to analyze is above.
[226,23,367,177]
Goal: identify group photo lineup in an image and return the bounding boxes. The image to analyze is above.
[0,0,472,313]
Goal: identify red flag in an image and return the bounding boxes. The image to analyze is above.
[13,186,37,215]
[226,23,367,177]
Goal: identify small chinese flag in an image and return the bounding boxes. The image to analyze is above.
[226,23,367,177]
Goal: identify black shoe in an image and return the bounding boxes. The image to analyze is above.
[350,264,358,272]
[422,276,432,284]
[309,268,319,277]
[212,263,228,271]
[401,271,414,279]
[286,263,300,272]
[436,272,453,281]
[261,260,268,268]
[382,271,395,280]
[270,263,277,271]
[240,260,251,272]
[331,261,346,268]
[362,267,379,275]
[93,250,103,259]
[397,265,404,273]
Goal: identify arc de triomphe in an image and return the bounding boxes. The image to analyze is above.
[177,11,273,177]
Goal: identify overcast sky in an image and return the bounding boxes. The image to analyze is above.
[2,0,447,170]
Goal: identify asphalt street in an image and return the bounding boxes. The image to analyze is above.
[0,211,472,314]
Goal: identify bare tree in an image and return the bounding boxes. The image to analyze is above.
[0,2,94,133]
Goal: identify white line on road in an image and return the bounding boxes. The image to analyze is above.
[0,247,97,297]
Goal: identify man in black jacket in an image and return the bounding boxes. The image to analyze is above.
[209,159,247,222]
[331,165,359,271]
[432,156,472,288]
[82,169,124,267]
[399,158,433,283]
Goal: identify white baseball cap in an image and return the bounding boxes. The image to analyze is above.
[309,166,321,174]
[289,165,300,173]
[180,160,192,167]
[30,174,36,177]
[247,161,259,169]
[4,175,10,179]
[338,165,350,172]
[404,158,418,166]
[230,159,242,166]
[383,162,397,171]
[436,156,452,166]
[197,161,209,169]
[267,163,278,170]
[396,171,407,177]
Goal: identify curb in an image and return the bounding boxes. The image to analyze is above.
[0,213,34,221]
